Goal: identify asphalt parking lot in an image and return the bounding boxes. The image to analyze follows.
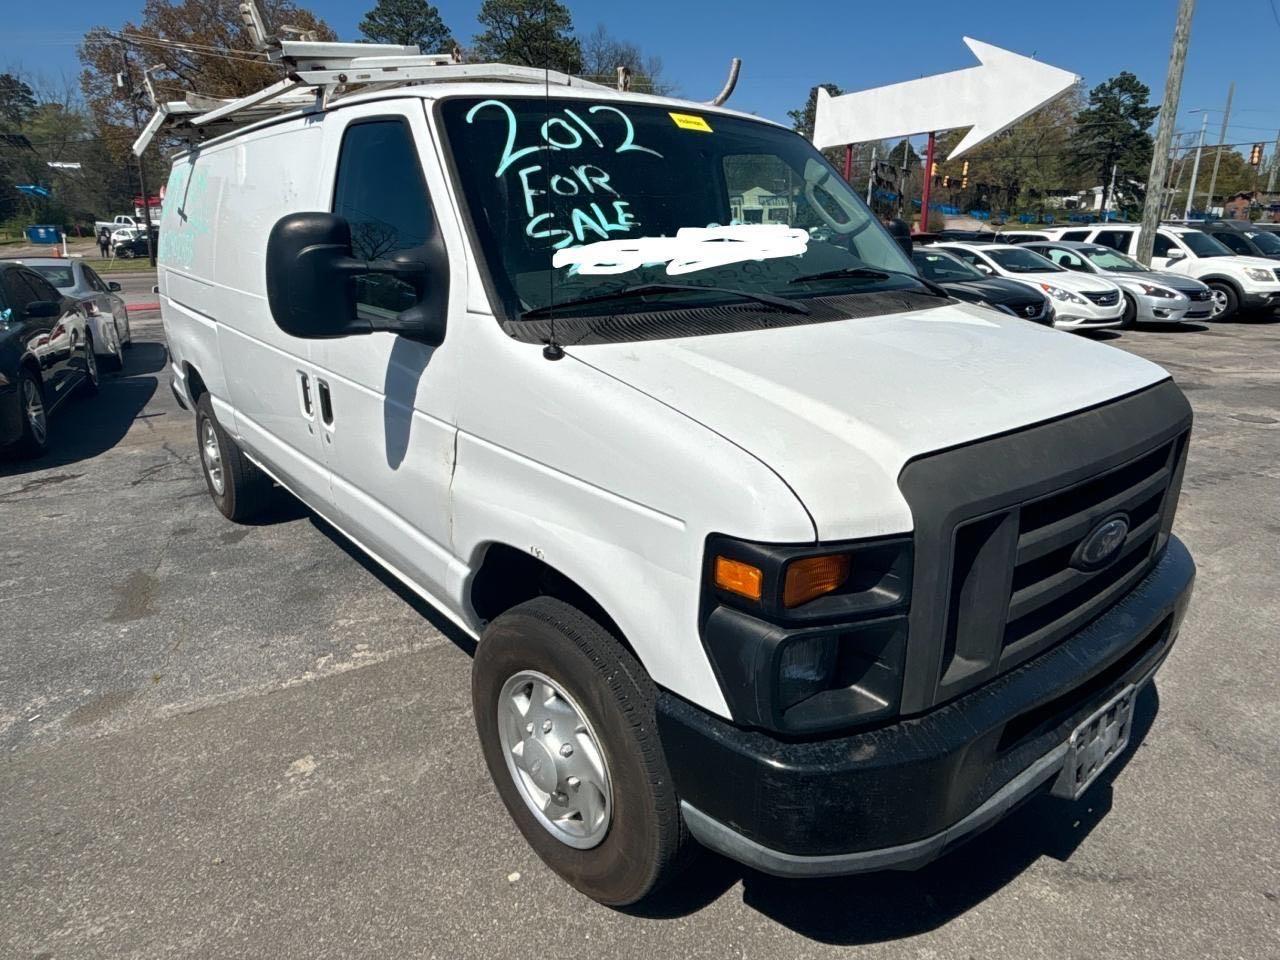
[1,305,1277,959]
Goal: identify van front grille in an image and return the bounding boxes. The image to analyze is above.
[1002,439,1175,658]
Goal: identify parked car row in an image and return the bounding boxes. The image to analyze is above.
[994,220,1280,320]
[0,260,100,459]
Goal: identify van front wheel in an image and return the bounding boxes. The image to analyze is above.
[195,393,272,522]
[472,596,692,906]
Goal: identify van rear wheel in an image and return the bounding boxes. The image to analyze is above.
[195,393,272,522]
[472,596,693,906]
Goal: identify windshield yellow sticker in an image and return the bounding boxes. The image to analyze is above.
[669,112,712,132]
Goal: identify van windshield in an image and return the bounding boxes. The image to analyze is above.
[438,96,928,338]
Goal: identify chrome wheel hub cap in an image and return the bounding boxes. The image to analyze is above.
[1210,289,1228,316]
[498,670,612,849]
[23,381,46,445]
[200,419,225,495]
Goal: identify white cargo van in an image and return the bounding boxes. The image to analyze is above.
[145,44,1195,906]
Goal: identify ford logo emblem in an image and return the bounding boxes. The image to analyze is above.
[1073,514,1130,570]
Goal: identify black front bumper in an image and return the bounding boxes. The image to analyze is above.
[658,535,1194,876]
[1240,290,1280,311]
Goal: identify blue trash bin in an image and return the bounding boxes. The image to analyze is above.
[25,225,59,245]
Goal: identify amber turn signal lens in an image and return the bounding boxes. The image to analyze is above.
[783,554,851,608]
[714,556,763,601]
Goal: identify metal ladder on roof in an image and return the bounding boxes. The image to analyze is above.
[131,40,611,156]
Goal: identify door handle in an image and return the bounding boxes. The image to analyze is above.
[297,371,313,418]
[316,378,334,427]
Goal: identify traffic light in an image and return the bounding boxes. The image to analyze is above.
[1250,143,1263,167]
[961,161,970,189]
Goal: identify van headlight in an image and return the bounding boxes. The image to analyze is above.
[1139,283,1177,298]
[702,534,914,733]
[1243,267,1273,282]
[1040,283,1087,305]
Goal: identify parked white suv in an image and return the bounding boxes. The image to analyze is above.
[934,242,1124,330]
[1044,223,1280,320]
[149,47,1196,906]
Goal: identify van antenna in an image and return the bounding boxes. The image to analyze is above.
[541,2,563,361]
[706,58,741,106]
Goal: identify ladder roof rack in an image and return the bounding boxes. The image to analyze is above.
[132,41,612,156]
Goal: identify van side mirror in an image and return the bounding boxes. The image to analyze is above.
[265,212,447,345]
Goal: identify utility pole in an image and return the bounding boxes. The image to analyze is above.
[1164,133,1192,218]
[1184,111,1209,218]
[1204,81,1233,217]
[120,43,156,267]
[1137,0,1196,265]
[1102,163,1117,221]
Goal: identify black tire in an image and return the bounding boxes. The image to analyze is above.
[472,597,692,906]
[100,343,124,373]
[1119,293,1137,329]
[195,392,273,521]
[1207,281,1238,321]
[5,368,50,460]
[79,335,99,396]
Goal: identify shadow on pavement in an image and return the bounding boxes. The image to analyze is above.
[308,511,478,658]
[631,684,1161,939]
[1137,321,1209,334]
[0,350,161,477]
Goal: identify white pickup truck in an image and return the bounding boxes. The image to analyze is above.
[93,214,146,236]
[145,45,1197,907]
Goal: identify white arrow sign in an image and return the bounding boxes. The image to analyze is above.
[812,38,1078,159]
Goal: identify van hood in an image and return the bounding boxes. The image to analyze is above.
[569,300,1169,541]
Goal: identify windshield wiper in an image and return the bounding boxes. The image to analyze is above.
[789,266,951,299]
[518,282,809,320]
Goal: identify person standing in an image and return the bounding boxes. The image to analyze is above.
[98,229,111,258]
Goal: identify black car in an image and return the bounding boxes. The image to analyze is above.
[1176,219,1280,260]
[911,249,1054,325]
[113,230,158,259]
[0,262,99,459]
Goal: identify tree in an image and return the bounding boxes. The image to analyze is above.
[934,87,1083,215]
[787,83,842,142]
[473,0,579,73]
[1066,72,1159,216]
[578,25,669,94]
[0,74,37,126]
[78,0,336,163]
[359,0,452,53]
[787,83,865,168]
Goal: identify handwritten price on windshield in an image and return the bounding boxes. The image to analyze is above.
[465,100,664,250]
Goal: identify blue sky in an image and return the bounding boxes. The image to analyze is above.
[4,0,1278,154]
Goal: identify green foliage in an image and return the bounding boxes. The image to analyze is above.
[359,0,452,53]
[1066,72,1158,215]
[473,0,580,73]
[0,74,37,126]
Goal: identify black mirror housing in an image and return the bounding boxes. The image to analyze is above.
[265,212,447,345]
[26,300,60,319]
[108,281,122,292]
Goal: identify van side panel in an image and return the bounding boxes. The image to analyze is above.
[161,122,332,508]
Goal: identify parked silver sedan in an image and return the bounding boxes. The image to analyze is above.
[15,258,132,370]
[1024,241,1213,327]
